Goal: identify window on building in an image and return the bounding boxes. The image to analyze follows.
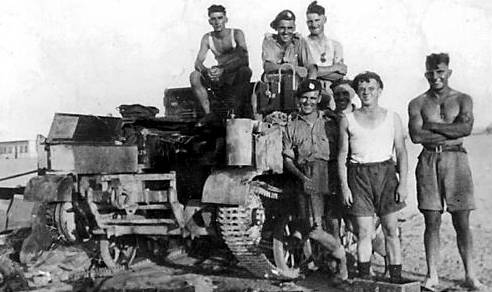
[24,145,28,153]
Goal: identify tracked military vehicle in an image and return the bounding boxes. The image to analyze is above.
[21,75,315,279]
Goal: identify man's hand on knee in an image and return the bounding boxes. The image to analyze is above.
[208,66,224,80]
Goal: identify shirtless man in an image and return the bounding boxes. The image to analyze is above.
[190,5,252,120]
[338,72,407,283]
[408,53,484,291]
[305,1,347,106]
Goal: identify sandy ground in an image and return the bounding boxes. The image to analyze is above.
[1,134,491,292]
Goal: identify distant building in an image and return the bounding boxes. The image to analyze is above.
[0,140,37,160]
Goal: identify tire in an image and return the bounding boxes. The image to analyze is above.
[54,202,77,243]
[99,236,138,269]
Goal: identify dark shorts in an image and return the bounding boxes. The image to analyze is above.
[416,148,475,212]
[201,66,252,117]
[296,160,329,221]
[325,161,344,219]
[347,159,405,217]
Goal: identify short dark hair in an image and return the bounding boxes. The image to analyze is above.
[330,79,352,91]
[208,4,226,15]
[352,71,384,90]
[306,1,325,15]
[426,53,450,69]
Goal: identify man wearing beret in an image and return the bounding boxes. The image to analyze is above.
[305,1,347,108]
[259,10,316,114]
[283,79,348,280]
[190,4,252,123]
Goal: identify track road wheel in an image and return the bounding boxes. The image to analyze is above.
[99,236,137,269]
[273,216,311,278]
[219,192,305,280]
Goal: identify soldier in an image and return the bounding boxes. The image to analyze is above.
[338,72,408,283]
[305,1,347,107]
[324,79,356,240]
[190,4,252,123]
[259,10,315,114]
[408,53,485,291]
[283,79,347,280]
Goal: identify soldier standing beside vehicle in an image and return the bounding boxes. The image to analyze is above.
[305,1,347,108]
[324,79,356,240]
[283,79,347,280]
[408,53,484,291]
[190,4,252,123]
[338,72,408,283]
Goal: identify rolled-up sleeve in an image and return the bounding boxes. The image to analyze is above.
[262,36,279,65]
[282,125,296,160]
[299,37,314,67]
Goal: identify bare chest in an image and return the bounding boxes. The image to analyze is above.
[421,98,460,123]
[210,32,234,54]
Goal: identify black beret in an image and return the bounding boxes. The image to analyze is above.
[270,10,296,29]
[297,79,321,96]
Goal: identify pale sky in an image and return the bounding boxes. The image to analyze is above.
[1,0,491,140]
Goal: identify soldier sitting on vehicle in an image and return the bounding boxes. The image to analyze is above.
[283,79,348,280]
[190,4,252,125]
[257,10,316,115]
[304,1,347,108]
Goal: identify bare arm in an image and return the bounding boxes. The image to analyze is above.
[315,63,347,80]
[284,157,308,181]
[393,113,408,203]
[408,99,448,144]
[194,34,210,73]
[337,116,353,206]
[423,95,474,139]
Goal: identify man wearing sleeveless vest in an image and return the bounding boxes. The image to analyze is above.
[190,5,252,122]
[338,72,408,283]
[305,1,347,108]
[408,53,484,291]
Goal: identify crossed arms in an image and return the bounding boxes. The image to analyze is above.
[408,94,474,144]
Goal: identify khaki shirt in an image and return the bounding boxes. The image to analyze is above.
[283,111,331,165]
[261,33,313,71]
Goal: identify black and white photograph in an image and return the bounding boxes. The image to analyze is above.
[1,1,491,291]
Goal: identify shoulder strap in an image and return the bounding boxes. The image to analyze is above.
[231,29,237,49]
[208,33,219,56]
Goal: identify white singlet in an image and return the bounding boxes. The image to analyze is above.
[209,29,236,57]
[346,110,395,163]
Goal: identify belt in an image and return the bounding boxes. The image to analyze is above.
[423,144,465,153]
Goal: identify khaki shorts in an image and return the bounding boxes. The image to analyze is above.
[416,149,475,212]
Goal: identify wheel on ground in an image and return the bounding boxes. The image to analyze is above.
[54,202,77,243]
[272,215,311,278]
[99,236,138,269]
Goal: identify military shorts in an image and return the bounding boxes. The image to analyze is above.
[347,159,406,217]
[416,148,475,212]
